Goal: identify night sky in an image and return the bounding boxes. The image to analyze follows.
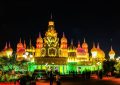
[0,1,120,56]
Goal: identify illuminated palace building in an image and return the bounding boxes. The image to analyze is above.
[0,17,116,74]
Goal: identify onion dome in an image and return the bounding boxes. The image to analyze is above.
[36,32,43,43]
[17,38,23,48]
[82,38,88,48]
[109,46,115,55]
[91,43,97,53]
[61,32,67,43]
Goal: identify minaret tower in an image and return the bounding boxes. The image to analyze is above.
[61,32,67,49]
[82,38,88,53]
[36,32,43,49]
[60,32,68,57]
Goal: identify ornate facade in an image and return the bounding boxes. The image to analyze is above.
[0,17,108,74]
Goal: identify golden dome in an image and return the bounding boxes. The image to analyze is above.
[109,46,115,55]
[82,38,88,48]
[36,32,43,43]
[61,32,67,43]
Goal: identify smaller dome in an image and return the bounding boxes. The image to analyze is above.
[17,43,23,48]
[17,38,23,48]
[37,37,43,43]
[36,32,43,43]
[91,47,97,53]
[109,46,115,55]
[61,32,67,43]
[82,38,88,48]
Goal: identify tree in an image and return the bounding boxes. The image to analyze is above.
[103,60,116,75]
[114,61,120,74]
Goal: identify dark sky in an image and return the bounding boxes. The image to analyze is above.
[0,1,120,56]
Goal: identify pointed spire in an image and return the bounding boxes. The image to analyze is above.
[24,40,26,48]
[93,42,95,48]
[111,46,113,51]
[4,42,8,49]
[29,38,32,48]
[24,40,26,44]
[19,38,21,43]
[84,38,86,43]
[78,41,81,48]
[9,42,11,48]
[63,32,65,37]
[71,39,73,45]
[39,32,41,38]
[97,43,100,49]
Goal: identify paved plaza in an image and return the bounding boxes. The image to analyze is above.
[36,76,120,85]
